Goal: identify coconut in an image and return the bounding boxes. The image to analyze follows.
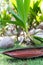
[37,22,43,29]
[29,28,35,35]
[0,36,14,48]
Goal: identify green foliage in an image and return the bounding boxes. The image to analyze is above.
[31,36,42,45]
[9,0,30,32]
[28,0,41,28]
[34,36,43,42]
[30,35,43,46]
[0,0,43,46]
[0,0,43,30]
[0,10,11,27]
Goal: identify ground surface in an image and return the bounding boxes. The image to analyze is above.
[0,54,43,65]
[0,43,43,65]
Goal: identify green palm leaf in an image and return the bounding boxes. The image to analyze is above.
[8,0,30,32]
[24,0,30,22]
[16,0,24,21]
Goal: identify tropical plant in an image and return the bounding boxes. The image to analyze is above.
[0,0,30,32]
[10,0,30,32]
[28,0,41,29]
[0,10,11,26]
[9,0,43,46]
[0,0,43,46]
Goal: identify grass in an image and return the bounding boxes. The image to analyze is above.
[0,43,43,65]
[0,54,43,65]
